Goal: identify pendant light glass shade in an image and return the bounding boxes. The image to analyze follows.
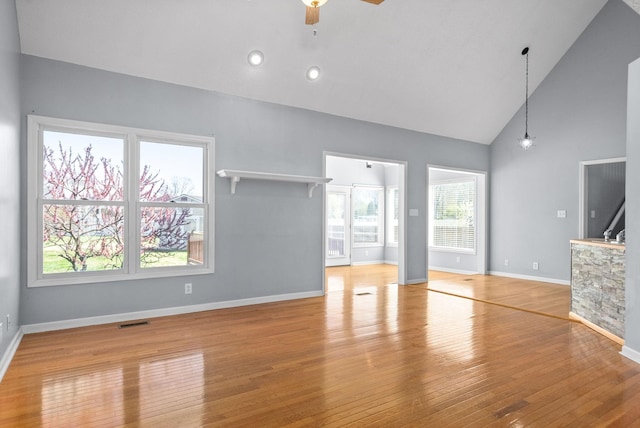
[519,133,534,150]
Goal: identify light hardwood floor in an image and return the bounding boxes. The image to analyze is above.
[2,265,640,427]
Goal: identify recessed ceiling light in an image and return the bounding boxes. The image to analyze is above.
[248,50,264,66]
[306,66,321,80]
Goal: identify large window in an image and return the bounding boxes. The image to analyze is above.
[28,116,214,286]
[352,186,384,246]
[429,178,476,252]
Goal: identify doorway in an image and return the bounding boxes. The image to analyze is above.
[324,153,407,286]
[579,157,626,239]
[427,166,487,275]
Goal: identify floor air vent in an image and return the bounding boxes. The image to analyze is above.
[355,292,374,296]
[118,321,150,329]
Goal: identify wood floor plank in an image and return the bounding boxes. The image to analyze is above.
[1,265,638,426]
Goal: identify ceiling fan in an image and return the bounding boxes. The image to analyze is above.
[301,0,384,25]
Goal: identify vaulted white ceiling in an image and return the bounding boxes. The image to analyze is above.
[16,0,610,144]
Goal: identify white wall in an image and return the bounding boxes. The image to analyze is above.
[622,56,640,361]
[384,165,399,264]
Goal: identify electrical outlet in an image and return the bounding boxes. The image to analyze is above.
[185,283,192,294]
[533,262,539,270]
[456,256,461,263]
[504,259,509,266]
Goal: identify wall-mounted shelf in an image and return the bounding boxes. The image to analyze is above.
[216,169,332,198]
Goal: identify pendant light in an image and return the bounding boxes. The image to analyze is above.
[519,47,534,150]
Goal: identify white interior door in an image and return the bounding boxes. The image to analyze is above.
[326,185,351,266]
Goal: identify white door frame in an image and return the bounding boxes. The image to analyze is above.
[323,152,407,289]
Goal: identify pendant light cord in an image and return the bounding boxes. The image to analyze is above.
[524,49,529,135]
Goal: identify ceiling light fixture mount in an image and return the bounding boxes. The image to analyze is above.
[518,46,534,150]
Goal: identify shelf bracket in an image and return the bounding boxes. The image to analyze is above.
[230,175,241,195]
[308,182,319,198]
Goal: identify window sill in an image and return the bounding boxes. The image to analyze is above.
[28,267,214,288]
[428,246,476,255]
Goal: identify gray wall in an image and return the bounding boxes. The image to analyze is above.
[0,0,22,367]
[625,57,640,355]
[19,55,489,325]
[490,0,640,281]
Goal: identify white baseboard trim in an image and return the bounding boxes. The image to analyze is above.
[351,260,386,266]
[0,328,24,383]
[429,266,478,275]
[621,346,640,365]
[405,278,427,285]
[22,290,323,334]
[384,260,399,266]
[488,271,570,286]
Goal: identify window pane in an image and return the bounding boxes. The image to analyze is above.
[327,193,346,257]
[139,141,204,203]
[43,131,124,201]
[43,204,124,273]
[393,188,399,243]
[430,180,475,250]
[140,207,205,268]
[353,187,383,245]
[387,187,399,245]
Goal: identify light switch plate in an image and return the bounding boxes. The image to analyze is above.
[409,209,419,217]
[557,210,567,218]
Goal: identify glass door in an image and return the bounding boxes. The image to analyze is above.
[326,186,351,266]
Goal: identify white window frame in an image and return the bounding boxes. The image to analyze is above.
[428,177,476,254]
[27,115,215,287]
[352,185,385,247]
[386,186,399,247]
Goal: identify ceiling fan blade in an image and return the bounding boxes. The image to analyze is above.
[361,0,384,4]
[305,6,320,25]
